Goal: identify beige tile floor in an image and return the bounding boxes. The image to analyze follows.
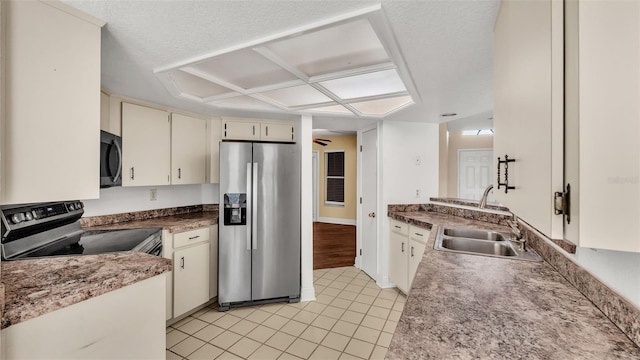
[166,266,406,360]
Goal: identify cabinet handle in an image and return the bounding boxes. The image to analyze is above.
[266,126,269,137]
[188,235,200,240]
[414,233,422,236]
[394,225,401,229]
[252,125,255,136]
[130,167,135,180]
[411,246,414,257]
[180,256,185,269]
[401,242,405,253]
[178,168,182,179]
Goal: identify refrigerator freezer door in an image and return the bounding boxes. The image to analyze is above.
[219,142,253,305]
[252,143,301,301]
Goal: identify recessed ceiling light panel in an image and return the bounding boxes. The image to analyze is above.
[305,104,354,115]
[170,70,234,99]
[350,95,413,116]
[209,95,281,111]
[189,48,299,90]
[265,19,390,77]
[257,84,333,108]
[319,69,407,100]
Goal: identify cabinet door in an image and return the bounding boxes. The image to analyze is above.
[207,118,222,183]
[222,120,260,140]
[389,220,409,294]
[174,242,210,318]
[2,0,101,204]
[493,0,558,238]
[122,103,171,186]
[171,113,206,185]
[409,235,428,288]
[565,1,640,252]
[210,225,218,299]
[261,123,294,142]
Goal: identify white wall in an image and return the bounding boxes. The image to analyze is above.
[82,184,218,217]
[377,121,439,287]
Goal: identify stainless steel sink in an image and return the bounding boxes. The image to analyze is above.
[434,226,542,262]
[439,237,517,256]
[443,228,508,241]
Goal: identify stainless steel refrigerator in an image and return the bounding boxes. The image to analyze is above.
[218,142,300,311]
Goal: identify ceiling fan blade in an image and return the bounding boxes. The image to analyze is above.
[315,138,332,142]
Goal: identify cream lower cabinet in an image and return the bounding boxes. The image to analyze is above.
[389,220,429,294]
[164,226,217,320]
[389,220,410,293]
[171,113,206,185]
[2,275,166,359]
[122,102,171,186]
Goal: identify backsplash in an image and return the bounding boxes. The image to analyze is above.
[80,204,218,227]
[522,220,640,348]
[387,202,512,226]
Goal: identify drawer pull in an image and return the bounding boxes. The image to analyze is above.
[394,225,401,229]
[414,233,423,236]
[188,235,200,240]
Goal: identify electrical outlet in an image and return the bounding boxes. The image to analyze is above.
[415,155,422,165]
[150,188,158,201]
[416,189,420,198]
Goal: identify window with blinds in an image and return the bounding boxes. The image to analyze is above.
[325,151,345,205]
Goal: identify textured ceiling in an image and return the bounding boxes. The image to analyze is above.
[62,0,499,130]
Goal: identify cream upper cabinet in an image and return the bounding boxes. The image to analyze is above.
[564,0,640,252]
[207,117,222,184]
[171,113,206,185]
[1,0,104,204]
[222,120,260,140]
[493,0,563,239]
[222,117,295,143]
[261,123,295,142]
[121,103,171,186]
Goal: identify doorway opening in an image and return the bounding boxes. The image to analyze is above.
[312,130,357,270]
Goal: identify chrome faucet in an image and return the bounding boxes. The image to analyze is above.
[507,216,526,251]
[479,185,493,209]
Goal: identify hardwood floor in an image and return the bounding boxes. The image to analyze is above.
[313,222,356,270]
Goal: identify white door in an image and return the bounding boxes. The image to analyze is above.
[361,129,378,279]
[312,151,319,222]
[458,149,493,200]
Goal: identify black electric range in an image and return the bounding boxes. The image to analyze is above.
[0,201,162,260]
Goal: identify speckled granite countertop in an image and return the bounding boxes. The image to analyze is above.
[82,211,218,233]
[1,252,171,329]
[386,211,640,359]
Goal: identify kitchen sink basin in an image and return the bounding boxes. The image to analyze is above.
[434,226,542,262]
[443,228,508,241]
[439,237,517,256]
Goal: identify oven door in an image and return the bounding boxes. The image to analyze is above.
[100,130,122,188]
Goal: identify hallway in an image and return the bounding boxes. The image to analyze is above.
[313,222,356,270]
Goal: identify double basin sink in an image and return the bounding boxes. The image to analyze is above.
[434,227,542,262]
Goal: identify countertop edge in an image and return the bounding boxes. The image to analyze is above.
[1,252,171,329]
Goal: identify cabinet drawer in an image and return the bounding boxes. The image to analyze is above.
[409,225,429,244]
[390,220,409,236]
[173,227,210,249]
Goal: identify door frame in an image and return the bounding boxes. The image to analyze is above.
[457,148,493,199]
[312,150,320,222]
[356,124,379,276]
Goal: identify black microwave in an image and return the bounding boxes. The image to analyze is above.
[100,130,122,188]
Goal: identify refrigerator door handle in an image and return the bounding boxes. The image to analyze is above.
[252,162,258,250]
[246,162,252,251]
